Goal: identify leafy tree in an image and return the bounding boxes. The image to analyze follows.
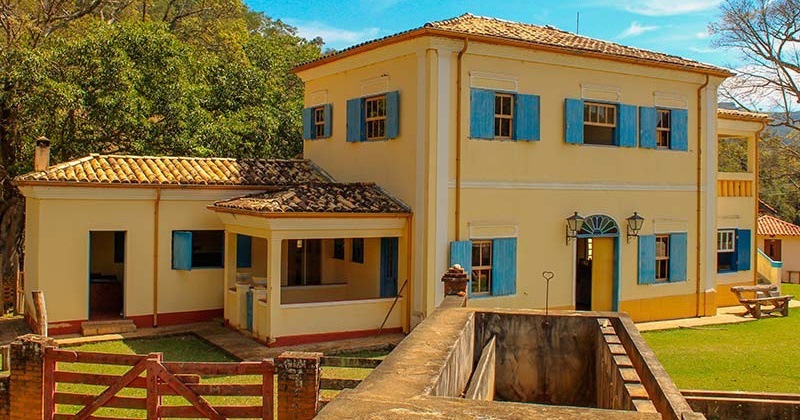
[0,0,321,312]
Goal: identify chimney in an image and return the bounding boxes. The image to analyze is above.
[34,137,50,171]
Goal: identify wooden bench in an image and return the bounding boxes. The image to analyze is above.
[730,285,794,319]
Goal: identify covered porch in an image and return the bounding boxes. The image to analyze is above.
[210,183,412,346]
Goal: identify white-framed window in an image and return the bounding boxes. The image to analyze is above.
[471,240,493,294]
[494,93,514,139]
[717,229,736,272]
[655,235,670,282]
[365,95,387,140]
[583,102,617,145]
[313,106,325,138]
[656,109,671,148]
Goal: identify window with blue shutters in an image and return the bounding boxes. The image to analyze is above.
[302,104,332,140]
[638,232,688,284]
[639,107,688,151]
[449,239,516,296]
[172,230,224,270]
[345,91,399,142]
[470,88,540,141]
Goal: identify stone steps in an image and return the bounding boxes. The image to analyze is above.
[81,319,137,336]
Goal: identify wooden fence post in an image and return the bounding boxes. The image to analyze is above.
[31,290,47,337]
[261,359,274,420]
[276,352,322,420]
[146,352,163,419]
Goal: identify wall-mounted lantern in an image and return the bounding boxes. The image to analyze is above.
[626,212,645,243]
[565,212,585,245]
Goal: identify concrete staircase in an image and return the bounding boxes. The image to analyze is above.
[80,319,137,336]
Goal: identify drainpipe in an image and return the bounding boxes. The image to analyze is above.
[753,121,766,285]
[695,75,709,317]
[455,38,469,240]
[153,187,161,327]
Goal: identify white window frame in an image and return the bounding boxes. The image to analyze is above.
[365,95,387,140]
[584,102,617,128]
[313,106,325,138]
[717,230,736,252]
[655,235,670,282]
[494,93,514,139]
[471,240,493,295]
[656,108,671,149]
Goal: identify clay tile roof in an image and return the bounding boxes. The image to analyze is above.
[758,214,800,236]
[717,108,771,122]
[296,13,732,76]
[14,154,332,186]
[212,183,411,214]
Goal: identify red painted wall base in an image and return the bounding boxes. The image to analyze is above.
[47,308,223,336]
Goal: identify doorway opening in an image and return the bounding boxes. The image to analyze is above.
[764,239,782,261]
[574,214,619,311]
[287,239,322,286]
[89,231,125,320]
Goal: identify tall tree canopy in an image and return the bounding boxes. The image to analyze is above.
[0,0,322,311]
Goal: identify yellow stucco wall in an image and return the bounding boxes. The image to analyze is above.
[758,235,800,283]
[21,186,254,323]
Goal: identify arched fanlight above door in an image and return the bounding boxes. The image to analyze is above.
[578,214,619,238]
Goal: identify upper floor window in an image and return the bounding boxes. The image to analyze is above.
[365,95,387,140]
[470,88,540,141]
[583,102,617,145]
[347,91,399,142]
[314,106,325,138]
[302,104,331,140]
[656,109,671,148]
[655,235,670,282]
[494,94,514,139]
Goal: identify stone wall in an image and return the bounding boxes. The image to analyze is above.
[683,390,800,420]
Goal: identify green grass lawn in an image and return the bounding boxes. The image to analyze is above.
[643,289,800,393]
[56,334,386,418]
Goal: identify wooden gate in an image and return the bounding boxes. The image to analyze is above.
[43,348,274,419]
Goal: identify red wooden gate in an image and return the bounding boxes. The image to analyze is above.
[43,348,274,419]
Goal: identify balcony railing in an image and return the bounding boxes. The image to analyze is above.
[717,179,753,197]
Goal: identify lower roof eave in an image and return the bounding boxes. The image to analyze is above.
[207,205,412,219]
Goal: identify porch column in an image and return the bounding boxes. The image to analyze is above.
[268,237,283,344]
[223,232,237,323]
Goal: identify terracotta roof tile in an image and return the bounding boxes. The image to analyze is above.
[297,13,731,76]
[15,154,332,186]
[213,183,411,214]
[758,214,800,236]
[717,108,770,122]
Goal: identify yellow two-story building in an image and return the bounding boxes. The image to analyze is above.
[18,14,766,343]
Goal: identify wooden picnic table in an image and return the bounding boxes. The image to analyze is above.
[730,285,794,319]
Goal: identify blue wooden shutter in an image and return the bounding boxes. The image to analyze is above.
[617,104,637,147]
[322,104,332,138]
[491,238,517,296]
[470,89,495,139]
[236,234,252,268]
[669,233,688,282]
[346,98,364,142]
[736,229,752,271]
[450,241,472,278]
[513,94,540,141]
[638,235,656,284]
[302,107,314,140]
[386,91,399,139]
[564,98,584,144]
[639,107,657,149]
[380,237,399,297]
[172,231,192,270]
[670,109,689,151]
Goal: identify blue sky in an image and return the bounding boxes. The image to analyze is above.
[245,0,741,69]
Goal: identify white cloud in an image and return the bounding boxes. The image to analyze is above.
[287,20,381,48]
[689,46,715,53]
[608,0,722,16]
[696,31,710,39]
[618,22,659,38]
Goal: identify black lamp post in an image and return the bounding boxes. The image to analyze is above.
[626,212,645,243]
